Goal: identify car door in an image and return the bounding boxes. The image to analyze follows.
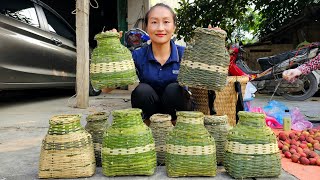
[0,0,56,89]
[36,2,77,84]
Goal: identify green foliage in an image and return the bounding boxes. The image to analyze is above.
[175,0,254,42]
[253,0,316,39]
[175,0,317,43]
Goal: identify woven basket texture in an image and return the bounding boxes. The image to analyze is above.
[149,114,173,165]
[85,112,109,167]
[39,115,96,178]
[224,111,281,179]
[90,31,138,89]
[178,27,229,91]
[189,87,210,115]
[102,108,156,176]
[165,111,217,177]
[204,115,230,164]
[214,76,249,126]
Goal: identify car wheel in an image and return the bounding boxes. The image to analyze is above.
[89,81,101,96]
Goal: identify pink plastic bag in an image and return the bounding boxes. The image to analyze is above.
[249,107,282,129]
[291,107,313,131]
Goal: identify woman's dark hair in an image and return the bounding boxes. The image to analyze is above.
[144,3,177,26]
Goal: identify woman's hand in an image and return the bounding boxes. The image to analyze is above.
[282,69,302,81]
[107,28,123,38]
[208,24,222,30]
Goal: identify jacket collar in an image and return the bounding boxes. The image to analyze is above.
[147,40,179,64]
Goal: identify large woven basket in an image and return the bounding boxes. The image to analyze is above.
[224,111,281,179]
[215,76,249,126]
[39,115,95,178]
[166,111,217,177]
[204,115,230,165]
[85,112,109,167]
[178,27,229,91]
[90,31,138,89]
[102,108,156,176]
[149,114,173,165]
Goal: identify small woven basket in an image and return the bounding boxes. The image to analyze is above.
[90,31,138,89]
[204,115,230,164]
[85,112,109,167]
[102,108,156,176]
[224,111,281,179]
[39,115,95,179]
[178,27,229,91]
[214,76,249,126]
[166,111,217,177]
[149,114,173,165]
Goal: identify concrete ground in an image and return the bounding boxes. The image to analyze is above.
[0,89,319,180]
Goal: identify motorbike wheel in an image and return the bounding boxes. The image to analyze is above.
[282,73,318,101]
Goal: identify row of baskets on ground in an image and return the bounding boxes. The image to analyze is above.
[39,109,281,179]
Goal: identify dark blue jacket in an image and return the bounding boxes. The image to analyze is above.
[132,40,185,94]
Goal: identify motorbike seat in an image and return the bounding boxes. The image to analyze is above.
[257,48,310,71]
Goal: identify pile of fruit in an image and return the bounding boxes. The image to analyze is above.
[277,129,320,166]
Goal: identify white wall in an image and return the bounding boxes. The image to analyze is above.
[149,0,180,11]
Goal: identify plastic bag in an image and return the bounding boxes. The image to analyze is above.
[243,82,257,101]
[291,107,313,131]
[263,100,289,125]
[250,107,282,129]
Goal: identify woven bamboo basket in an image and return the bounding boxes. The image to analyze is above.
[204,115,229,165]
[178,27,229,91]
[90,31,138,89]
[149,114,173,165]
[224,111,281,179]
[102,108,156,176]
[166,111,217,177]
[85,112,109,167]
[39,115,95,178]
[189,87,210,115]
[214,76,249,126]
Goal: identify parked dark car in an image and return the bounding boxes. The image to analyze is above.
[0,0,101,96]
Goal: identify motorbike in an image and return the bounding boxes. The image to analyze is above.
[124,18,150,51]
[229,42,320,101]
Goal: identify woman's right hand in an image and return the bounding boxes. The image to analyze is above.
[282,69,302,81]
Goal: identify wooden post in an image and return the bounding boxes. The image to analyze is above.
[75,0,89,108]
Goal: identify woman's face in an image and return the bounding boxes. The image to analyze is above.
[146,6,176,45]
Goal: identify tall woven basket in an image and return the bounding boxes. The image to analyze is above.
[204,115,229,165]
[38,115,95,179]
[90,31,138,89]
[149,114,173,165]
[166,111,217,177]
[102,108,156,176]
[85,112,109,167]
[224,111,281,179]
[178,27,229,91]
[189,87,210,115]
[214,76,249,126]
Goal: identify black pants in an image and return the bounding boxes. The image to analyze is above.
[131,83,192,120]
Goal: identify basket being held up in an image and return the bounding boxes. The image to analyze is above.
[178,27,229,91]
[90,31,138,89]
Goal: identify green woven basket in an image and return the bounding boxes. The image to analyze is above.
[39,115,96,179]
[149,114,173,165]
[166,111,217,177]
[90,31,138,89]
[178,27,229,91]
[224,111,281,179]
[85,112,109,167]
[102,108,156,176]
[204,115,230,165]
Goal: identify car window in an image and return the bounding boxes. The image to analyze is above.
[42,8,75,41]
[0,0,40,28]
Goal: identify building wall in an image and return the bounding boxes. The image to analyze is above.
[127,0,149,30]
[149,0,180,10]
